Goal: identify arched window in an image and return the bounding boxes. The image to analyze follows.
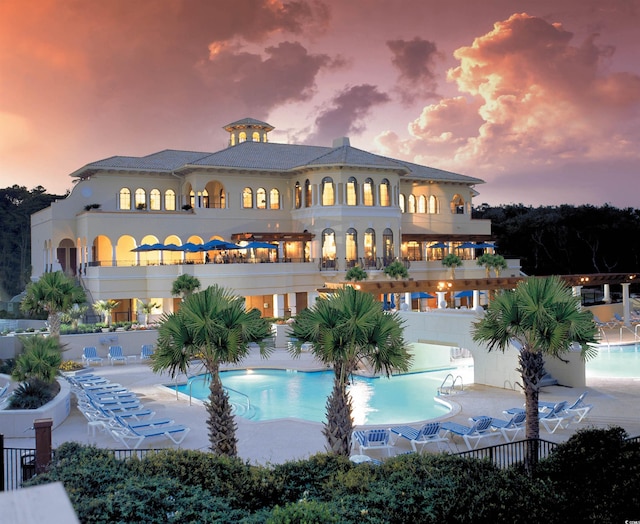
[149,189,161,210]
[269,188,280,209]
[257,188,267,209]
[201,189,209,208]
[321,229,336,268]
[189,190,195,208]
[363,178,374,206]
[346,177,358,206]
[134,188,146,209]
[119,188,131,210]
[364,228,376,266]
[408,194,416,214]
[450,194,465,214]
[294,182,302,209]
[428,195,438,214]
[399,193,405,213]
[239,131,247,143]
[322,177,335,206]
[346,228,358,266]
[252,131,260,142]
[230,134,236,146]
[304,179,312,208]
[380,179,390,207]
[205,181,225,209]
[164,189,176,211]
[383,228,394,265]
[418,195,426,213]
[242,187,253,208]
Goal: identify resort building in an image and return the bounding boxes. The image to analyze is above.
[31,117,519,323]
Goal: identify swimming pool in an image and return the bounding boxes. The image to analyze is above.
[586,344,640,378]
[173,367,473,425]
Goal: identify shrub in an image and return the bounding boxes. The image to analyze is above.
[0,358,15,374]
[266,499,339,523]
[7,378,59,409]
[12,335,62,383]
[59,360,84,372]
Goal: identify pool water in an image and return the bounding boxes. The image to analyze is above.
[174,367,472,425]
[586,344,640,378]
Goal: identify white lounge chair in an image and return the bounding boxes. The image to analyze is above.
[140,344,155,360]
[390,422,450,452]
[353,429,393,457]
[540,392,592,423]
[82,347,104,366]
[110,423,191,449]
[490,411,526,442]
[108,345,127,365]
[441,416,501,450]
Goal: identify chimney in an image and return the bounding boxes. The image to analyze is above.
[332,137,350,147]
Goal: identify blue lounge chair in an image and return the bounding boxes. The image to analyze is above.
[541,393,593,423]
[352,429,393,457]
[140,344,155,360]
[110,423,191,449]
[593,314,617,328]
[390,422,450,452]
[108,345,127,365]
[82,346,103,366]
[509,401,572,434]
[441,416,500,450]
[490,411,526,442]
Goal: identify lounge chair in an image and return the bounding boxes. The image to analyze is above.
[441,416,500,450]
[110,423,191,449]
[140,344,155,360]
[390,422,450,452]
[108,345,127,365]
[352,429,393,457]
[82,346,104,366]
[593,314,617,328]
[539,401,573,433]
[489,411,526,442]
[0,382,9,399]
[540,392,592,423]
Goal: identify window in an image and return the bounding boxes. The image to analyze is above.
[363,178,374,206]
[201,189,209,208]
[149,189,161,210]
[346,228,358,265]
[239,131,247,143]
[294,182,302,209]
[418,195,426,214]
[451,194,465,214]
[399,193,405,213]
[257,188,267,209]
[252,131,260,142]
[346,177,358,206]
[269,188,280,209]
[189,190,195,208]
[428,195,438,214]
[242,187,253,208]
[164,189,176,211]
[322,177,334,206]
[321,229,336,268]
[230,134,236,146]
[364,228,376,265]
[383,229,394,264]
[305,179,312,207]
[380,179,390,207]
[134,188,146,209]
[119,188,131,210]
[408,194,416,214]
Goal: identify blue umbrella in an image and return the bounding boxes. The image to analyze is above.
[244,241,278,250]
[411,291,436,299]
[179,242,203,252]
[454,290,486,299]
[131,244,155,252]
[203,239,241,250]
[162,243,181,251]
[456,242,478,249]
[429,242,448,249]
[475,242,495,249]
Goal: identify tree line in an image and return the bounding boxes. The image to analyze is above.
[473,203,640,277]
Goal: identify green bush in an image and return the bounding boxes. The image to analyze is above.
[7,378,59,409]
[0,358,15,375]
[266,499,339,523]
[13,335,62,383]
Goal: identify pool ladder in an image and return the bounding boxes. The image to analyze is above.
[438,373,464,396]
[185,376,252,415]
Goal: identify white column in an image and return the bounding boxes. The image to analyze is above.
[287,293,297,317]
[472,290,480,310]
[273,294,285,318]
[436,291,447,309]
[621,283,631,327]
[603,284,611,303]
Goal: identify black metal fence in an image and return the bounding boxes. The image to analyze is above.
[455,438,558,469]
[1,443,37,491]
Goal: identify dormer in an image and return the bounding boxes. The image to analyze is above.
[224,118,274,147]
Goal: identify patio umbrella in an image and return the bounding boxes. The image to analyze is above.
[131,244,155,252]
[475,242,495,249]
[203,239,241,250]
[244,241,278,250]
[411,291,436,299]
[429,242,448,249]
[178,242,203,252]
[456,242,478,249]
[454,290,486,299]
[161,243,181,251]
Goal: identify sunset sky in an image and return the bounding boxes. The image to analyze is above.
[1,0,638,207]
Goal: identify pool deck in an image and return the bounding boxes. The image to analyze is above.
[5,328,640,463]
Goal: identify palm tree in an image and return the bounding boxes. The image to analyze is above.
[93,299,119,327]
[491,254,507,277]
[13,335,63,383]
[288,286,412,455]
[171,274,201,299]
[442,253,463,279]
[20,271,86,338]
[471,276,598,470]
[476,253,494,277]
[151,285,273,456]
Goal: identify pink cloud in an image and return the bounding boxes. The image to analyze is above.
[387,37,442,103]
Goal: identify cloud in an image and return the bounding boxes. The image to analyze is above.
[377,12,640,188]
[387,37,441,103]
[303,85,391,146]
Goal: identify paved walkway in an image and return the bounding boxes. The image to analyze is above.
[5,329,640,464]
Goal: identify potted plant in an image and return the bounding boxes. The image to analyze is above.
[137,300,159,326]
[93,300,119,329]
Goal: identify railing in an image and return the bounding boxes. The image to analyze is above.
[1,443,37,491]
[454,438,558,469]
[438,373,464,395]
